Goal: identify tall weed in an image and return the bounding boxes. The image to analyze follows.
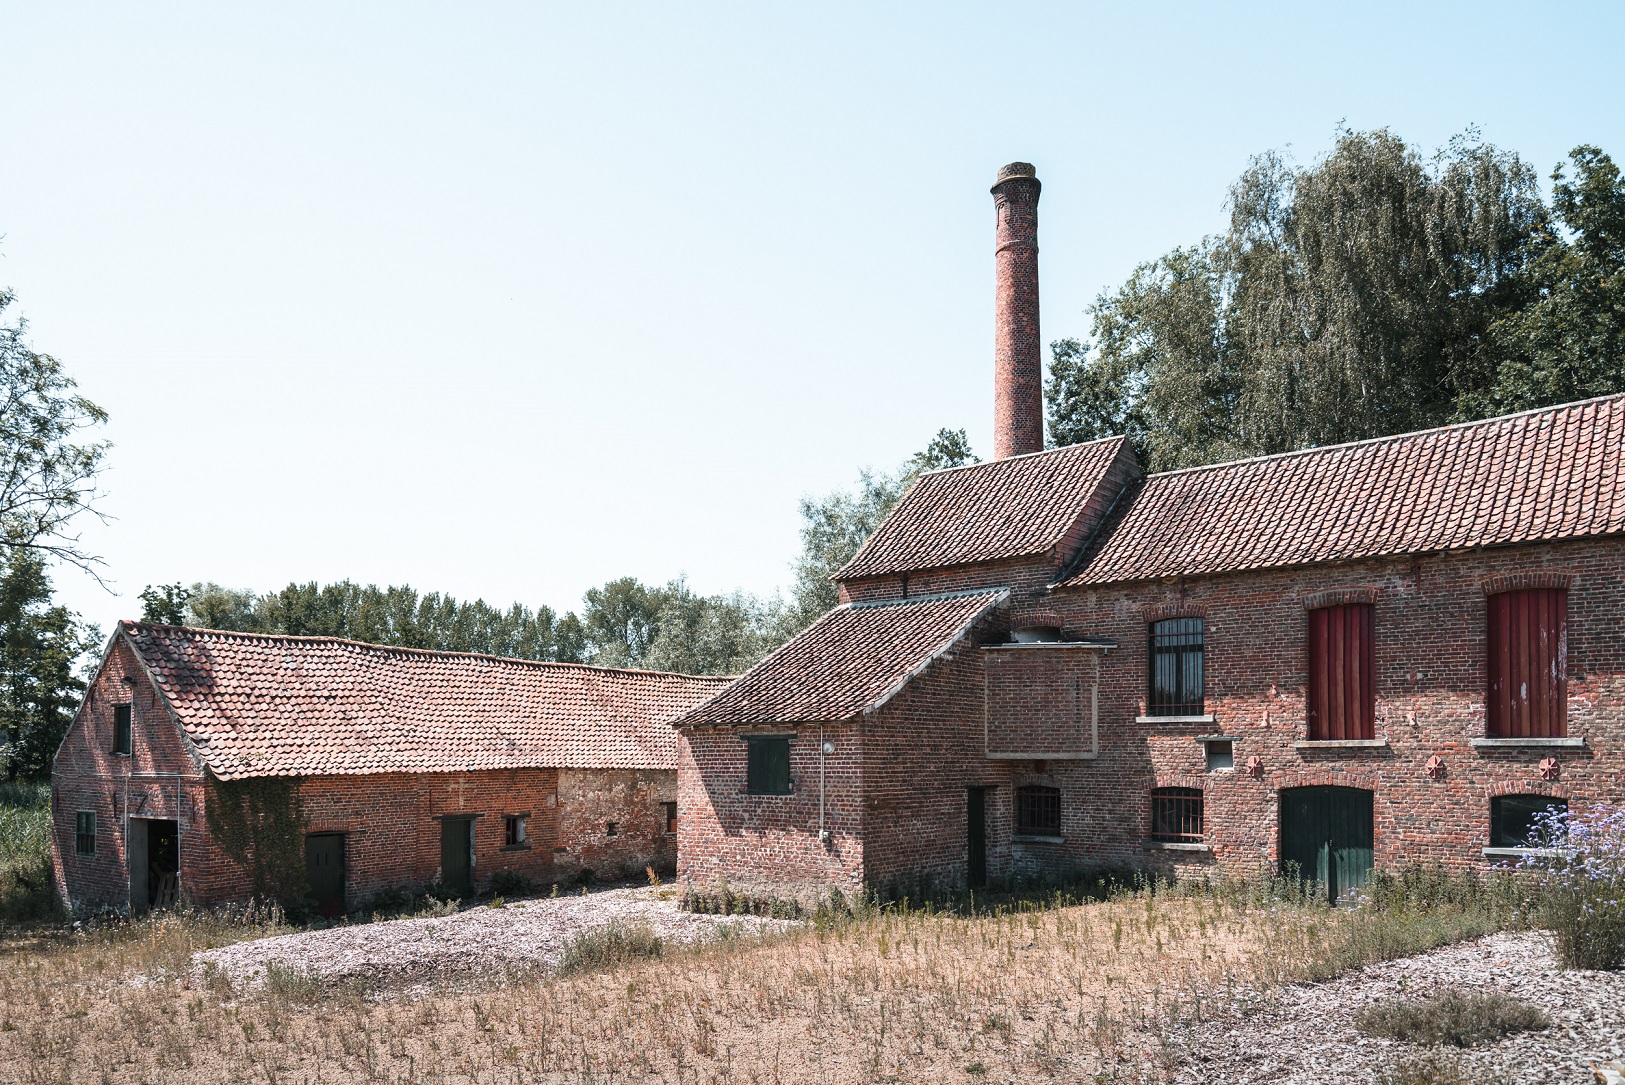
[1520,803,1625,970]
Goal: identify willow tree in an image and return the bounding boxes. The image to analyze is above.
[1048,128,1550,469]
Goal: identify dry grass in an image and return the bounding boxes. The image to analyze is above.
[0,882,1479,1084]
[1356,988,1549,1048]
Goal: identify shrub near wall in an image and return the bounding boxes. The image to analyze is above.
[1523,804,1625,970]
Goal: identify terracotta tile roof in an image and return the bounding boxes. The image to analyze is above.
[837,437,1132,580]
[119,622,733,780]
[1065,394,1625,587]
[677,590,1007,727]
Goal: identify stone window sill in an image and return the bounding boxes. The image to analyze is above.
[1482,846,1575,859]
[499,844,532,852]
[1143,840,1211,852]
[1136,714,1216,725]
[1014,834,1065,845]
[1294,739,1389,749]
[1470,737,1586,749]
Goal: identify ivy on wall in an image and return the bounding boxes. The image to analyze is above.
[205,774,307,906]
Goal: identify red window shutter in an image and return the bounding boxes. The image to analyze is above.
[1487,589,1567,738]
[1308,604,1374,740]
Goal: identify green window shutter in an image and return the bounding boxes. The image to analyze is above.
[746,737,791,795]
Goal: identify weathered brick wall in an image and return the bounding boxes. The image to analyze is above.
[51,637,204,912]
[53,637,673,912]
[1043,537,1625,875]
[553,768,677,882]
[675,722,864,901]
[840,554,1054,606]
[861,615,1017,896]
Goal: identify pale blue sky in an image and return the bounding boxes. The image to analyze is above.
[4,2,1623,633]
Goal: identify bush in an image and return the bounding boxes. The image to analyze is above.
[0,781,61,927]
[1520,803,1625,970]
[489,869,534,898]
[557,920,663,974]
[1355,989,1548,1047]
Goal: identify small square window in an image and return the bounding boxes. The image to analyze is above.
[1016,786,1061,835]
[605,821,619,837]
[113,705,132,756]
[1205,741,1234,772]
[1491,795,1567,848]
[75,811,96,855]
[504,815,527,847]
[662,802,677,834]
[746,736,792,795]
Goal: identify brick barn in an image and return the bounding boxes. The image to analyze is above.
[52,622,729,916]
[673,162,1625,902]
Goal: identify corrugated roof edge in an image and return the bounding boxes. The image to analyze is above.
[671,588,1009,728]
[832,435,1129,582]
[118,620,736,683]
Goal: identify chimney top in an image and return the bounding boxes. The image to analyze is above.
[992,162,1039,191]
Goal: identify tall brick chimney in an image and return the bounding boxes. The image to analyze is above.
[991,162,1043,459]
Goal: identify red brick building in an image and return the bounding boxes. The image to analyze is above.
[673,163,1625,902]
[52,622,728,915]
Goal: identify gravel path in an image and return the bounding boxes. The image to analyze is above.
[1170,932,1625,1084]
[193,886,791,994]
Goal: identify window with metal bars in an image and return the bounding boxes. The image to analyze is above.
[1148,618,1204,716]
[1307,604,1375,740]
[1487,589,1567,738]
[1149,787,1204,842]
[1015,786,1061,835]
[75,811,95,855]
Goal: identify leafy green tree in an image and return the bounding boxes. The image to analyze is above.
[0,551,100,778]
[643,579,778,676]
[138,583,191,625]
[780,428,977,632]
[1048,128,1550,469]
[579,577,672,668]
[1466,146,1625,416]
[0,290,110,575]
[183,582,266,632]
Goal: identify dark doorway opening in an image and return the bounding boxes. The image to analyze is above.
[441,817,473,898]
[1279,786,1373,903]
[132,819,179,912]
[967,787,987,889]
[305,833,346,917]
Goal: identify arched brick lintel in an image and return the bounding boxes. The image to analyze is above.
[1142,602,1208,622]
[1480,571,1575,595]
[1301,587,1380,611]
[1153,773,1205,792]
[1274,770,1379,792]
[1483,780,1571,801]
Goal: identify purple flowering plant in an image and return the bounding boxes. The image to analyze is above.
[1518,803,1625,970]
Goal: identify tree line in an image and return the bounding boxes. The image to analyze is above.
[134,427,978,675]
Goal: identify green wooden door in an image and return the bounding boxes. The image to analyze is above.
[305,833,345,917]
[1279,787,1373,903]
[441,818,472,897]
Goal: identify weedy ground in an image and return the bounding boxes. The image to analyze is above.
[0,870,1524,1085]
